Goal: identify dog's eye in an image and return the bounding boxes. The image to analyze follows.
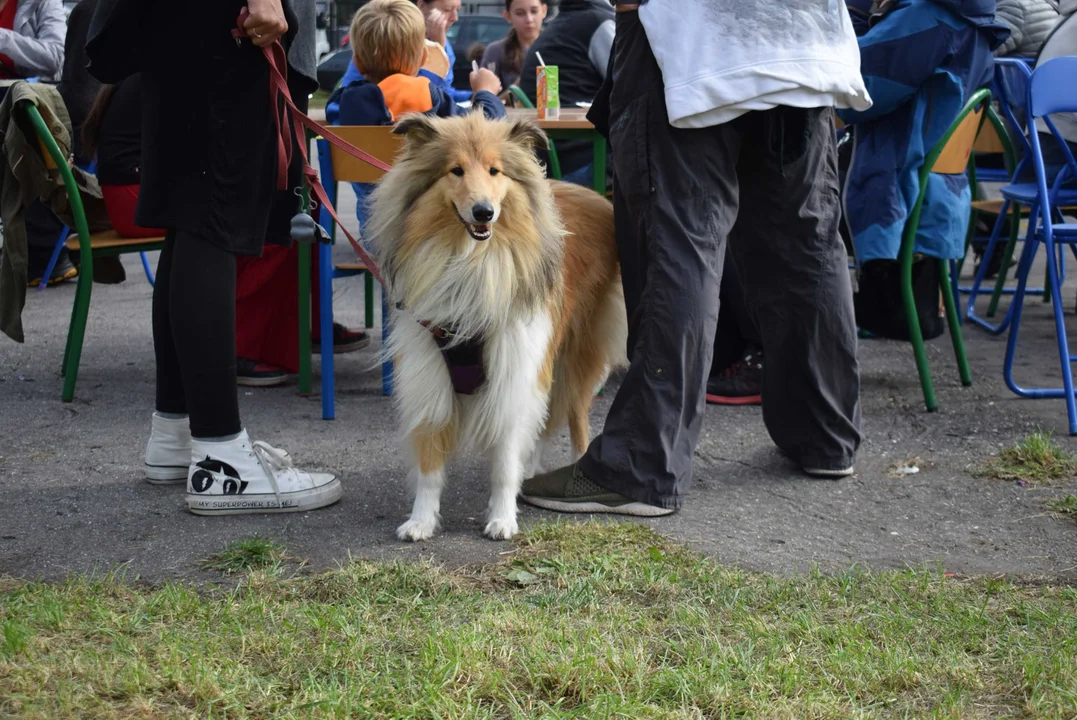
[489,167,501,176]
[450,167,464,177]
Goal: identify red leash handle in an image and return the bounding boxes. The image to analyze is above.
[233,9,390,286]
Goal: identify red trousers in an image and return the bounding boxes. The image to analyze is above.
[105,184,318,373]
[236,246,322,373]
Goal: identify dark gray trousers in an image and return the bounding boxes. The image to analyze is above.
[580,10,862,510]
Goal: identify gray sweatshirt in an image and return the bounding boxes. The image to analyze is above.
[0,0,66,81]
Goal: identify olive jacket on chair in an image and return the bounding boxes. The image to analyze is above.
[0,82,109,342]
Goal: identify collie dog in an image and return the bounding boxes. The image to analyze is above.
[367,113,627,541]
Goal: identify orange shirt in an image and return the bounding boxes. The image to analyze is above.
[378,74,434,121]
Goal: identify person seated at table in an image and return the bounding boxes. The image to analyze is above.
[328,0,506,225]
[482,0,548,94]
[518,0,612,187]
[81,76,369,388]
[335,0,472,107]
[839,0,1007,273]
[0,0,65,81]
[995,0,1059,56]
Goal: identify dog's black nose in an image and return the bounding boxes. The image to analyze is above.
[471,203,494,223]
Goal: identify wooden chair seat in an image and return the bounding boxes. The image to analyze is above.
[66,230,166,252]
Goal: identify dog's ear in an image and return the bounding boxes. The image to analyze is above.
[393,113,439,146]
[507,118,548,151]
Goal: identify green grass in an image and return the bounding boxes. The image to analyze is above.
[198,536,287,574]
[1045,494,1077,517]
[2,521,1077,718]
[978,430,1077,483]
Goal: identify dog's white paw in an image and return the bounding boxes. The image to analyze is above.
[397,517,438,542]
[483,516,519,540]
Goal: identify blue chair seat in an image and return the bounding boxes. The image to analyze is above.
[999,183,1077,204]
[1044,223,1077,238]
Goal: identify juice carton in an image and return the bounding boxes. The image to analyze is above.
[536,65,560,120]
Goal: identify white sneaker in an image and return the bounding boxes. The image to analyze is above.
[145,413,192,484]
[186,431,342,515]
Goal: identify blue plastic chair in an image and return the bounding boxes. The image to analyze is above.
[964,58,1077,333]
[37,160,156,290]
[315,133,394,420]
[1000,57,1077,434]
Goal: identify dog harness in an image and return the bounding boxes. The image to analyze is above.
[397,303,487,395]
[421,323,487,395]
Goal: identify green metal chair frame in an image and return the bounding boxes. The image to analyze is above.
[19,100,166,403]
[508,84,562,179]
[902,89,988,411]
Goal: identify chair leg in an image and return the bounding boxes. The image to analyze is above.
[902,256,937,411]
[364,270,374,329]
[940,258,971,387]
[986,202,1021,318]
[319,242,336,420]
[1044,236,1077,434]
[140,252,155,286]
[61,254,94,402]
[381,287,393,397]
[297,242,312,396]
[948,259,961,322]
[38,227,71,292]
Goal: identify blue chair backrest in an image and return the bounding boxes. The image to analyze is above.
[994,58,1034,160]
[1026,57,1077,226]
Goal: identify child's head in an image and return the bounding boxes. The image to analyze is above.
[350,0,427,83]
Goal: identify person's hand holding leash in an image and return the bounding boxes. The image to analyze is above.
[244,0,289,47]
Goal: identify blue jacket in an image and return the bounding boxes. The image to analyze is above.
[326,74,505,126]
[839,0,1008,263]
[331,39,471,113]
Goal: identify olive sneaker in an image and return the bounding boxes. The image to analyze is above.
[520,463,675,517]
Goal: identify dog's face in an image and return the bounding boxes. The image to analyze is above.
[391,113,548,243]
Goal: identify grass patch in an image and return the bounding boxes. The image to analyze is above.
[1046,495,1077,517]
[978,430,1077,483]
[199,536,286,574]
[2,521,1077,718]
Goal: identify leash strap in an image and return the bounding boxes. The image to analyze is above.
[233,10,390,286]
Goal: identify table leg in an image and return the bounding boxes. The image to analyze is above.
[298,241,312,396]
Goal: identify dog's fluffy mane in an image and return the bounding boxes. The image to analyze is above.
[365,113,565,342]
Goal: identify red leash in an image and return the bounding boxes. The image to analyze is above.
[233,10,389,286]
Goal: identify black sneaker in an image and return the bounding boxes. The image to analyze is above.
[236,357,290,387]
[706,349,762,406]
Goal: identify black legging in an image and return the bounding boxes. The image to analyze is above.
[153,230,240,438]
